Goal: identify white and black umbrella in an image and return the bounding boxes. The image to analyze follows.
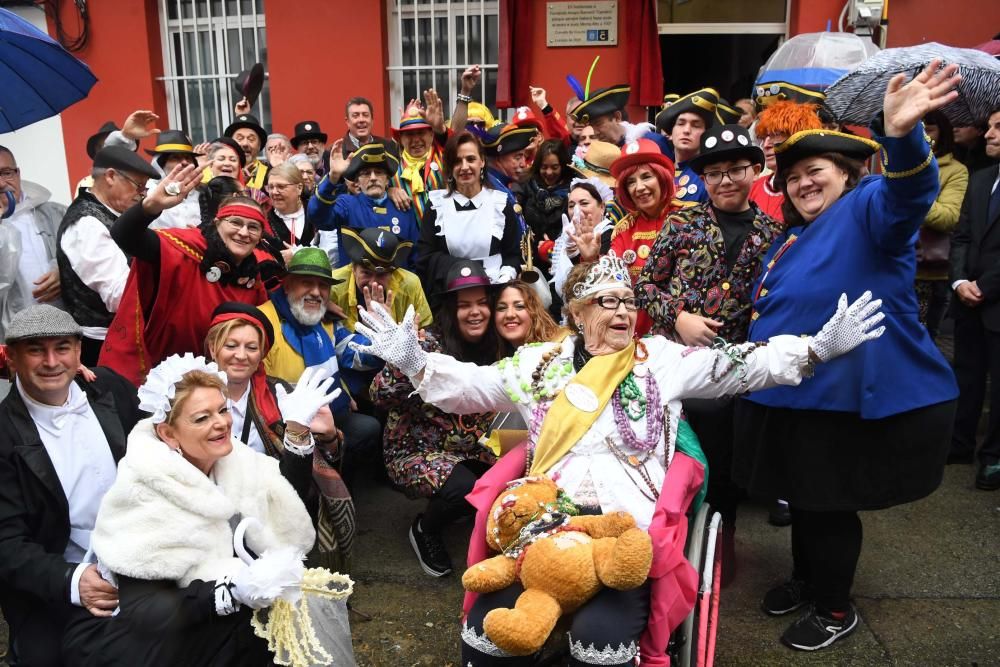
[825,42,1000,126]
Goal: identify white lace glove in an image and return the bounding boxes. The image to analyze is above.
[810,291,886,362]
[352,303,427,378]
[275,366,341,426]
[228,547,305,610]
[496,265,518,284]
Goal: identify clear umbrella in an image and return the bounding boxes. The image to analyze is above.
[754,31,880,93]
[825,42,1000,126]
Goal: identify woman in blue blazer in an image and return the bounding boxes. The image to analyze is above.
[734,61,962,651]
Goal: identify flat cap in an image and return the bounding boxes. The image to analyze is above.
[5,305,82,343]
[93,145,159,179]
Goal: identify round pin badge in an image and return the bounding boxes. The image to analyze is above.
[564,383,599,413]
[737,135,749,146]
[430,162,439,171]
[460,266,472,277]
[769,84,780,95]
[705,136,718,149]
[392,225,401,234]
[206,266,222,283]
[305,123,313,131]
[638,245,650,259]
[721,130,735,142]
[622,249,637,264]
[625,141,640,154]
[687,184,698,195]
[679,174,690,186]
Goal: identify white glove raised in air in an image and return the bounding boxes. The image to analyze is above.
[810,291,886,362]
[275,366,341,427]
[352,303,427,378]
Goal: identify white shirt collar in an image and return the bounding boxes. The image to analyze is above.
[451,188,491,207]
[17,376,88,433]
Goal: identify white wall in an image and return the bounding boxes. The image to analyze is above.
[0,6,73,206]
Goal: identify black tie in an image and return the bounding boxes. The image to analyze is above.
[455,200,477,212]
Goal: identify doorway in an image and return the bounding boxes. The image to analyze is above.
[659,32,783,104]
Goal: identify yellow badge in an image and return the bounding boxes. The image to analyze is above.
[513,204,523,214]
[638,244,650,259]
[679,174,690,186]
[721,281,730,291]
[373,206,387,214]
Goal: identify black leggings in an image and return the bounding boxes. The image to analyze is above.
[790,507,863,614]
[462,582,650,666]
[421,459,492,534]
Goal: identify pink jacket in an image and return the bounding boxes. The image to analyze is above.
[462,445,704,666]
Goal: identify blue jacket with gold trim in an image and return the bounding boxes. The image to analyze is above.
[746,123,958,418]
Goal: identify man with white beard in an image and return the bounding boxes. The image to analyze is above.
[257,247,382,483]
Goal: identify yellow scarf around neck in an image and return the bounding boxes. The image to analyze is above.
[401,149,430,194]
[529,341,636,475]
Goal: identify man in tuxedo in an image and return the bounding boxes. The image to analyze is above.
[948,105,1000,489]
[0,305,140,664]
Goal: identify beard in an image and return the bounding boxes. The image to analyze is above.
[306,152,323,167]
[289,295,325,326]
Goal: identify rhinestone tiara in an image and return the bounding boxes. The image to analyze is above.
[572,252,632,300]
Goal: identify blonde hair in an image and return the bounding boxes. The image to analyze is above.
[166,370,228,427]
[204,319,263,361]
[267,161,304,186]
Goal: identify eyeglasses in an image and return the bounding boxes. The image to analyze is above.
[702,164,753,185]
[0,168,19,179]
[114,170,148,195]
[267,182,297,192]
[591,295,639,311]
[221,217,263,236]
[299,138,324,147]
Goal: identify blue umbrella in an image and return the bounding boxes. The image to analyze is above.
[0,8,97,132]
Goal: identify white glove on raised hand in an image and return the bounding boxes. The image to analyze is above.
[495,265,518,284]
[810,291,886,362]
[228,546,305,610]
[352,303,426,377]
[275,366,341,427]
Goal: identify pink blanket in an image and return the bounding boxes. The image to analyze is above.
[462,445,704,666]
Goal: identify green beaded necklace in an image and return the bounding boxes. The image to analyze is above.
[618,372,647,421]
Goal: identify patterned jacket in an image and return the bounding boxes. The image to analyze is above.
[635,202,781,343]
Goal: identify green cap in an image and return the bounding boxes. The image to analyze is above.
[286,247,342,283]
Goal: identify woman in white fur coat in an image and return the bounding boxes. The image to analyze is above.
[62,355,341,666]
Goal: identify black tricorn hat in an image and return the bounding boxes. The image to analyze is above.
[688,124,765,175]
[774,129,880,175]
[86,121,120,160]
[715,99,743,125]
[341,227,413,272]
[655,87,720,134]
[569,84,631,125]
[291,120,328,148]
[223,113,267,147]
[93,145,159,179]
[233,63,265,109]
[753,81,827,112]
[482,124,535,157]
[343,143,400,181]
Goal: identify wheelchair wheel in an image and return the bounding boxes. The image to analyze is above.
[669,503,722,667]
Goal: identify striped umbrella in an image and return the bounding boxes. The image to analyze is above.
[824,42,1000,126]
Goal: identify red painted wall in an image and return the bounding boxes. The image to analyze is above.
[49,0,167,184]
[264,0,393,139]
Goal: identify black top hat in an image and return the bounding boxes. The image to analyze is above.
[233,63,265,109]
[439,259,492,295]
[291,120,328,149]
[688,125,765,175]
[482,124,535,157]
[86,121,120,160]
[655,88,720,134]
[569,84,631,125]
[211,136,248,169]
[93,145,160,179]
[144,129,196,157]
[715,99,743,125]
[774,129,880,175]
[753,81,827,112]
[341,227,413,272]
[343,143,400,181]
[224,114,267,147]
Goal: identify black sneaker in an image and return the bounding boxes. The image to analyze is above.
[768,499,792,527]
[761,579,810,616]
[781,604,858,651]
[409,514,452,577]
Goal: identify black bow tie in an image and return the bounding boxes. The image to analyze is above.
[454,200,478,212]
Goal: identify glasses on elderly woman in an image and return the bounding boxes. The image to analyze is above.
[221,217,263,236]
[591,295,639,311]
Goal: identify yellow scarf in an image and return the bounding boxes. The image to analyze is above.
[401,149,430,194]
[529,341,636,475]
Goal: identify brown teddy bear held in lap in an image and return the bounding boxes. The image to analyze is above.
[462,475,653,656]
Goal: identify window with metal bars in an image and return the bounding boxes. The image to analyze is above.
[386,0,501,127]
[158,0,270,143]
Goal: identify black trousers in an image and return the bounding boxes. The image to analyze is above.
[683,396,740,522]
[5,598,69,667]
[462,582,650,666]
[790,507,862,614]
[951,309,1000,464]
[421,459,492,534]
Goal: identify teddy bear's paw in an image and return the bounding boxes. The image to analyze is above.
[483,590,561,656]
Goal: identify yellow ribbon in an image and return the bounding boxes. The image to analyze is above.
[400,149,429,195]
[529,341,636,475]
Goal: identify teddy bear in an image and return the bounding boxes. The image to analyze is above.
[462,475,653,656]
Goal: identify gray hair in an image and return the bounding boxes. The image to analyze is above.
[287,154,311,166]
[266,133,292,148]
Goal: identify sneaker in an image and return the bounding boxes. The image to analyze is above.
[781,604,858,651]
[761,579,810,616]
[768,499,792,527]
[409,514,452,577]
[975,463,1000,490]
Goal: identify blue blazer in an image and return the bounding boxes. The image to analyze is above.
[308,175,420,269]
[746,124,958,419]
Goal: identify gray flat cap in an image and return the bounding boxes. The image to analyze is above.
[5,305,83,343]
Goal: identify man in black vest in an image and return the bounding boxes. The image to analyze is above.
[56,146,158,365]
[949,105,1000,489]
[0,305,141,665]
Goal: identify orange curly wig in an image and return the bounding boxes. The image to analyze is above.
[756,101,822,137]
